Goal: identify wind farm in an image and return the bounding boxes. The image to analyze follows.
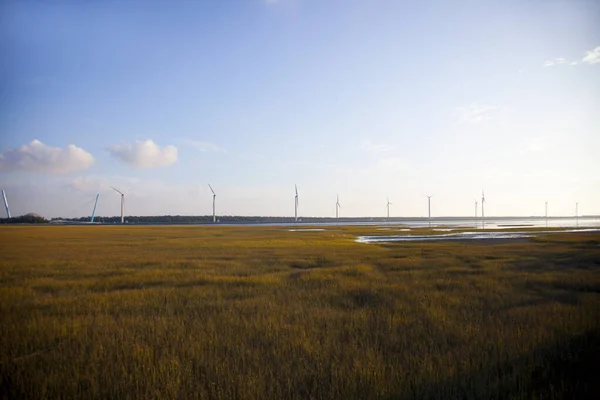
[2,184,597,230]
[2,178,599,400]
[1,1,599,398]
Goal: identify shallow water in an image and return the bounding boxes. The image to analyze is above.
[356,228,600,243]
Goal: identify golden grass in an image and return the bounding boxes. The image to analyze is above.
[0,225,599,399]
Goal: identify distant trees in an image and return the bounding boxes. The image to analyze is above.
[0,213,49,224]
[47,215,368,224]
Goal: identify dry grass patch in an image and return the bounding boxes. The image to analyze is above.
[1,226,599,399]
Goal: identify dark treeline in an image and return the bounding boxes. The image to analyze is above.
[50,215,387,224]
[0,214,49,224]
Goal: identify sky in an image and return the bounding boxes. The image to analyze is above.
[1,0,599,219]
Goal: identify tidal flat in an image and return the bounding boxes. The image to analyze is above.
[1,225,599,399]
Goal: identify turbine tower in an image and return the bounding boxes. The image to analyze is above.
[386,196,392,219]
[294,185,299,222]
[425,194,434,227]
[110,187,125,224]
[336,194,341,219]
[475,199,478,220]
[545,200,548,227]
[90,194,99,223]
[208,184,216,223]
[1,190,11,218]
[481,190,486,229]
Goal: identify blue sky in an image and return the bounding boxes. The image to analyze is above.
[1,0,599,218]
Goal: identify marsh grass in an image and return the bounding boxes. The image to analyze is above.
[0,226,599,399]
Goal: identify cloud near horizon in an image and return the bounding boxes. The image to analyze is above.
[187,140,227,153]
[108,140,177,168]
[543,57,577,67]
[453,104,504,124]
[375,157,408,172]
[359,140,392,153]
[0,139,94,174]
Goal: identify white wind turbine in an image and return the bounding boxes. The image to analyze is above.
[481,190,486,229]
[386,196,392,219]
[90,194,99,223]
[545,200,548,227]
[294,185,299,222]
[425,194,434,227]
[475,199,478,220]
[336,194,341,219]
[110,187,125,224]
[2,190,11,218]
[208,184,216,222]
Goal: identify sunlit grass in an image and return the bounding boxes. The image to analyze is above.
[1,225,599,399]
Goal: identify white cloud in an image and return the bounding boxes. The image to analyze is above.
[543,46,599,67]
[0,139,94,174]
[359,140,392,153]
[518,136,547,154]
[187,140,227,153]
[108,140,177,168]
[543,57,570,67]
[453,104,504,124]
[582,46,600,64]
[65,176,108,193]
[64,175,140,194]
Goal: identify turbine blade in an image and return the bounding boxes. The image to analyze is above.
[110,186,123,195]
[208,184,215,195]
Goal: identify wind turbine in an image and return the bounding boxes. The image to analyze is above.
[208,184,216,222]
[294,185,299,222]
[336,194,341,219]
[90,194,99,223]
[481,190,486,229]
[1,190,11,218]
[110,187,125,224]
[425,194,434,227]
[576,202,579,227]
[386,196,392,219]
[545,200,548,227]
[475,199,478,220]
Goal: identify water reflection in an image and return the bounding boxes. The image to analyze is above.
[356,228,600,244]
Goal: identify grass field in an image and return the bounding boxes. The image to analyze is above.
[1,225,599,399]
